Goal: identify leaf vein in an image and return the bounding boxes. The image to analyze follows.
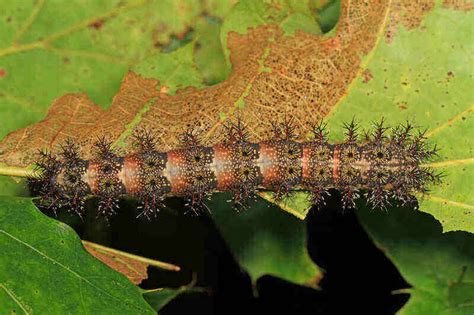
[13,0,45,45]
[0,0,150,58]
[0,282,31,314]
[0,230,146,312]
[426,103,474,138]
[422,194,474,211]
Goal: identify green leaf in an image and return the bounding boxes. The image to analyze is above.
[209,194,320,285]
[194,16,229,85]
[132,43,204,95]
[0,196,155,314]
[357,203,474,315]
[313,0,341,33]
[326,2,474,232]
[192,1,237,85]
[0,177,28,197]
[142,284,199,312]
[259,191,312,219]
[220,0,321,72]
[203,0,239,20]
[0,0,208,140]
[143,288,183,312]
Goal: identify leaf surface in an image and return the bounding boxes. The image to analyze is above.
[209,194,319,284]
[326,2,474,232]
[358,202,474,315]
[142,284,199,312]
[0,196,155,314]
[0,0,213,140]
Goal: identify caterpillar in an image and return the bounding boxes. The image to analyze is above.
[28,119,441,219]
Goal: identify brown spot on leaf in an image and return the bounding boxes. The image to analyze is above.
[0,1,395,166]
[160,85,170,94]
[398,102,408,110]
[89,18,106,30]
[176,28,193,40]
[446,71,456,83]
[153,25,194,49]
[362,69,373,83]
[0,69,6,78]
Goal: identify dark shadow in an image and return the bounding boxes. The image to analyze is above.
[77,197,255,314]
[53,191,426,314]
[306,190,411,314]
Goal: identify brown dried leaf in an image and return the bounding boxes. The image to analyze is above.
[0,1,431,167]
[0,72,161,165]
[83,241,149,285]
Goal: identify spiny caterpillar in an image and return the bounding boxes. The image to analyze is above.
[28,119,440,219]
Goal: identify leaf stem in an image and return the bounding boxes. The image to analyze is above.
[0,165,41,179]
